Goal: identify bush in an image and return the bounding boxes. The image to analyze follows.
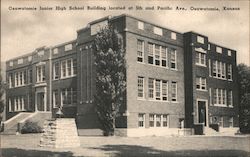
[21,120,43,134]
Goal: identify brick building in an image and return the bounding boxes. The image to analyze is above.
[4,14,238,136]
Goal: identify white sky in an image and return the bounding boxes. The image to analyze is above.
[1,0,249,65]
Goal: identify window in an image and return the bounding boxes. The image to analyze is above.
[36,65,45,83]
[153,26,163,36]
[38,50,44,56]
[228,50,232,56]
[148,78,154,99]
[8,73,13,88]
[161,47,167,67]
[228,90,233,107]
[148,43,154,64]
[14,71,25,87]
[222,63,226,79]
[147,43,169,68]
[28,56,32,62]
[149,114,168,127]
[9,61,13,67]
[17,59,23,64]
[148,79,168,101]
[13,96,25,111]
[208,44,210,50]
[53,48,58,54]
[138,21,144,30]
[53,90,60,108]
[9,99,12,112]
[149,114,155,127]
[170,48,177,69]
[61,88,77,107]
[214,88,227,106]
[154,45,160,66]
[155,80,161,100]
[216,47,222,53]
[61,59,76,78]
[162,81,168,101]
[196,77,206,90]
[163,115,168,127]
[229,117,233,127]
[156,115,161,127]
[195,52,206,66]
[208,59,211,76]
[53,62,59,80]
[138,113,145,127]
[65,44,73,51]
[197,36,204,44]
[228,64,232,80]
[171,81,177,102]
[171,32,177,40]
[213,61,217,77]
[28,69,32,84]
[137,40,144,62]
[137,77,144,98]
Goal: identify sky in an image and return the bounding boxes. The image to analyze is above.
[1,0,249,65]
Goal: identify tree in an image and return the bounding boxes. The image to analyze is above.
[238,64,250,133]
[92,25,126,136]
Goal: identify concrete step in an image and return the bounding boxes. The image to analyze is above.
[204,127,219,135]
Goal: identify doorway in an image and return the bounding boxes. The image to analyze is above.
[36,92,45,111]
[197,100,207,126]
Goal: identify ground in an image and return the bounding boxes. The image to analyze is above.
[0,134,250,157]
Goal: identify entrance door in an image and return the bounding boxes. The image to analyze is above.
[198,101,207,126]
[37,92,45,111]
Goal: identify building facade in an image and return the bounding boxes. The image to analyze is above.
[5,14,239,136]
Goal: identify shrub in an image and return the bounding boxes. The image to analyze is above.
[21,120,43,134]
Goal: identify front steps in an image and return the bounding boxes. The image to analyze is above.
[2,113,33,135]
[2,112,51,134]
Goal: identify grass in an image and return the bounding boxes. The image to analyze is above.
[1,134,250,157]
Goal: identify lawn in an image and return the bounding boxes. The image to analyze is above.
[1,134,250,157]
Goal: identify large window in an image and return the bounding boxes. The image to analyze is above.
[137,77,144,98]
[149,114,168,127]
[171,81,177,102]
[36,65,45,83]
[214,88,227,106]
[170,48,177,69]
[147,43,169,68]
[137,40,144,62]
[14,71,26,87]
[196,77,207,90]
[61,88,77,107]
[138,113,145,127]
[61,58,77,78]
[213,60,228,79]
[13,96,25,111]
[148,78,168,101]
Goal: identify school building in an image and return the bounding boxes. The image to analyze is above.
[4,14,239,136]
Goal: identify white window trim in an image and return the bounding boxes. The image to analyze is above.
[137,40,144,63]
[60,58,76,79]
[171,81,177,102]
[196,77,207,91]
[137,77,144,99]
[171,32,177,40]
[195,52,206,67]
[170,49,177,70]
[9,99,12,112]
